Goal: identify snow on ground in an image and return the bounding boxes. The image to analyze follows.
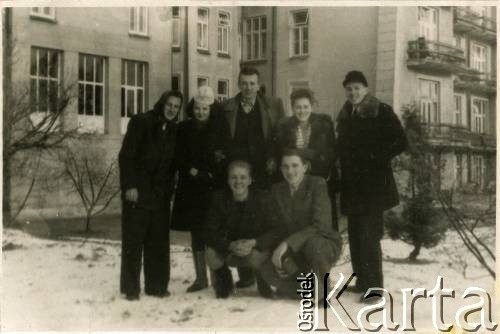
[1,227,496,331]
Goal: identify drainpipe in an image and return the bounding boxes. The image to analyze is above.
[183,6,190,119]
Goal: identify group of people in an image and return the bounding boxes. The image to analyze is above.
[118,67,408,302]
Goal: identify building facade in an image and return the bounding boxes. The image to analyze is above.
[242,5,497,191]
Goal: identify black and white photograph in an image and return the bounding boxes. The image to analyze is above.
[1,2,498,331]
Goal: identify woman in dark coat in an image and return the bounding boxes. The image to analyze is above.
[336,71,407,302]
[276,88,339,230]
[171,86,221,292]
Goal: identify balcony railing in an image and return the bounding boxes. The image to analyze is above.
[454,7,496,42]
[421,123,496,149]
[407,38,467,74]
[455,71,496,95]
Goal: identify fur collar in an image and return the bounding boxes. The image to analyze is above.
[338,94,380,121]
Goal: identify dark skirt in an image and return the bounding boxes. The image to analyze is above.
[171,176,212,232]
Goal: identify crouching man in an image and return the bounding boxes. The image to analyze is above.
[257,149,342,299]
[204,160,273,298]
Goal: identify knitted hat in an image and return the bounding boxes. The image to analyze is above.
[342,70,368,87]
[194,85,215,105]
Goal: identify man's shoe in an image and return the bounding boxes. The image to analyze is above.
[359,293,383,304]
[256,274,274,299]
[213,266,234,299]
[186,280,208,293]
[235,267,255,288]
[145,290,170,298]
[344,285,364,293]
[125,294,139,301]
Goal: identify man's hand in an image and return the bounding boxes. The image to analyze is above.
[189,168,199,177]
[266,158,276,175]
[271,241,288,269]
[230,239,256,257]
[125,188,139,203]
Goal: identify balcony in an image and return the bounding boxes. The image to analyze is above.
[422,123,496,150]
[454,71,496,95]
[407,38,467,74]
[454,7,496,43]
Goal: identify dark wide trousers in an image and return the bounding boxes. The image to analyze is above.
[347,212,384,291]
[120,202,170,297]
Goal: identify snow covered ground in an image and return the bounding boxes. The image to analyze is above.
[1,226,496,331]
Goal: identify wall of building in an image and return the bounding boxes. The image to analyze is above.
[9,7,172,218]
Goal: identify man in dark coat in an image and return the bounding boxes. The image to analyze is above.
[336,71,407,302]
[217,66,285,287]
[119,90,183,300]
[204,160,273,298]
[256,149,342,299]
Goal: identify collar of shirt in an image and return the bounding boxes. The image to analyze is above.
[241,96,257,109]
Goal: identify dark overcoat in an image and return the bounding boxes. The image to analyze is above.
[118,94,177,210]
[256,175,342,253]
[204,188,270,255]
[336,94,407,215]
[171,117,221,232]
[217,93,285,179]
[276,113,338,185]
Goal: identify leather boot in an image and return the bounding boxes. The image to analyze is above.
[186,250,208,293]
[256,272,274,299]
[236,266,255,288]
[213,265,234,298]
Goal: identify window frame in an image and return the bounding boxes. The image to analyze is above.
[77,53,107,134]
[121,59,148,134]
[243,16,267,61]
[30,7,56,21]
[197,76,210,88]
[470,41,489,74]
[217,10,231,55]
[30,46,62,115]
[453,93,466,127]
[471,96,488,134]
[418,78,440,124]
[417,6,438,41]
[197,8,209,51]
[171,73,182,92]
[289,9,310,57]
[216,78,230,102]
[129,7,149,37]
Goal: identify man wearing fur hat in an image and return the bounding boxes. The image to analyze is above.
[336,71,407,303]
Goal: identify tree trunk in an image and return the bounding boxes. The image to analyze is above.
[3,8,13,227]
[409,242,421,262]
[85,214,92,233]
[3,158,12,227]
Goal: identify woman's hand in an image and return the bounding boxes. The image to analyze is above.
[189,168,199,177]
[271,241,288,269]
[125,188,138,203]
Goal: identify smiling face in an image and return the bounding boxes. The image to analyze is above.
[238,74,260,101]
[344,82,369,105]
[281,155,307,187]
[228,166,252,198]
[193,101,210,121]
[292,97,313,123]
[164,96,182,121]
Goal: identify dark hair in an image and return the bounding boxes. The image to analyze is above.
[227,160,252,177]
[238,66,260,83]
[184,98,218,119]
[153,90,184,117]
[280,148,311,165]
[290,88,315,107]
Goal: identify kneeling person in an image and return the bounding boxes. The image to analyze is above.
[205,161,273,298]
[258,149,342,298]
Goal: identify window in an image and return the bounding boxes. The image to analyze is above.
[243,16,267,61]
[418,79,440,124]
[218,11,231,54]
[172,7,180,48]
[471,155,485,188]
[30,47,61,114]
[197,76,209,87]
[121,60,147,134]
[31,7,56,20]
[471,97,488,134]
[217,79,229,102]
[470,42,488,73]
[171,74,181,91]
[197,8,209,50]
[418,7,438,41]
[290,10,309,57]
[454,94,466,127]
[453,35,466,51]
[130,7,148,36]
[78,54,106,133]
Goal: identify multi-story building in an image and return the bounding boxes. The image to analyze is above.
[242,6,497,191]
[170,6,241,113]
[7,6,174,216]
